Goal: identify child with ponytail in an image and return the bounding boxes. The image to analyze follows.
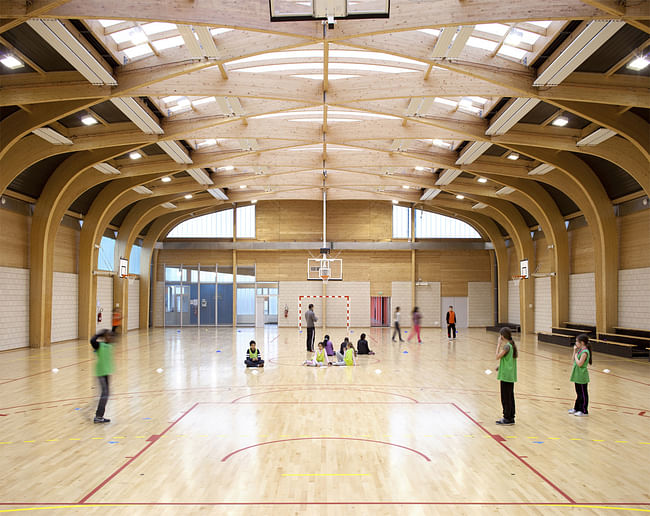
[569,334,592,416]
[495,327,518,425]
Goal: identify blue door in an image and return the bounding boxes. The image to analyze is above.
[199,283,216,325]
[217,283,233,325]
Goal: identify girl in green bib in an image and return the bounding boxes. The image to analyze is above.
[569,334,592,416]
[495,327,518,425]
[304,342,329,367]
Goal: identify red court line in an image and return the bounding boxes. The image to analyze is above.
[221,436,431,462]
[77,402,199,504]
[0,359,93,385]
[231,387,419,404]
[451,403,576,504]
[2,502,650,507]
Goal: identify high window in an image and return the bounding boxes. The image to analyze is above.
[236,205,256,238]
[167,210,235,238]
[415,209,481,238]
[97,236,115,271]
[392,205,411,239]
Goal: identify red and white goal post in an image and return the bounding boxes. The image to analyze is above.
[298,295,350,332]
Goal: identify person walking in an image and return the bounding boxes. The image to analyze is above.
[392,306,403,342]
[407,306,422,343]
[91,329,114,424]
[446,305,457,339]
[305,303,318,352]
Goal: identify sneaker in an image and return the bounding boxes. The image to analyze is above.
[495,418,515,425]
[568,409,577,414]
[93,417,110,424]
[574,411,588,417]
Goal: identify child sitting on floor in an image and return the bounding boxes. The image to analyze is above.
[323,334,335,357]
[357,333,374,355]
[332,341,356,366]
[244,340,264,367]
[303,341,329,367]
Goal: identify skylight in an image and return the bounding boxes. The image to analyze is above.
[466,37,498,52]
[292,74,361,80]
[476,23,509,36]
[236,63,420,74]
[110,28,134,44]
[497,45,528,60]
[153,35,184,51]
[192,96,217,106]
[124,44,154,58]
[418,29,440,37]
[142,22,176,35]
[529,20,552,28]
[98,19,123,28]
[210,28,233,36]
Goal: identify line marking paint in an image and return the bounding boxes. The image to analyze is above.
[281,473,370,477]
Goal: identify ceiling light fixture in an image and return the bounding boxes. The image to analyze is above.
[506,153,519,160]
[110,97,163,134]
[251,199,257,204]
[240,185,247,189]
[576,128,617,146]
[186,168,213,185]
[158,140,192,164]
[184,194,193,199]
[496,186,515,195]
[420,188,441,201]
[129,151,142,160]
[402,185,410,189]
[455,194,465,200]
[485,97,540,135]
[552,116,569,127]
[161,176,172,182]
[1,55,24,69]
[392,200,399,204]
[208,188,229,200]
[456,141,490,165]
[132,185,152,194]
[528,163,554,175]
[218,165,235,171]
[161,202,176,209]
[32,127,73,145]
[436,169,463,186]
[472,202,487,209]
[477,177,488,183]
[93,162,120,175]
[81,115,98,126]
[533,20,624,86]
[627,56,649,71]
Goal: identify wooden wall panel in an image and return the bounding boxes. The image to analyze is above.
[534,235,554,274]
[569,225,595,274]
[53,225,79,274]
[0,209,29,268]
[440,250,492,297]
[618,210,650,270]
[507,246,520,278]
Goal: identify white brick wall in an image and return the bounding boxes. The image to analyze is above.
[534,276,552,333]
[569,273,596,325]
[468,282,493,327]
[507,280,520,324]
[51,272,78,343]
[0,266,29,350]
[278,281,324,328]
[96,276,113,332]
[618,267,650,330]
[391,282,412,327]
[128,278,139,331]
[415,282,441,326]
[326,281,370,328]
[154,281,164,327]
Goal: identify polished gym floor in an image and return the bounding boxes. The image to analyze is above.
[0,326,648,515]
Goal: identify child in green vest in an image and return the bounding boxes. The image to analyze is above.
[569,334,592,416]
[495,327,518,425]
[91,329,114,424]
[333,341,356,366]
[303,341,329,367]
[245,340,264,367]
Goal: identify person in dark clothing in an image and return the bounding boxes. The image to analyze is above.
[90,329,114,424]
[357,333,374,355]
[339,337,351,355]
[244,340,264,367]
[304,304,318,352]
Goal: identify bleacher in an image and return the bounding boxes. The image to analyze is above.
[487,322,520,333]
[537,323,650,358]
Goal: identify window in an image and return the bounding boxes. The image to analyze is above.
[128,245,141,275]
[97,236,115,271]
[236,205,255,238]
[415,210,481,238]
[167,210,234,238]
[392,205,411,239]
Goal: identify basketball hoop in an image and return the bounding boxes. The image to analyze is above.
[125,273,138,286]
[319,267,330,283]
[511,275,526,281]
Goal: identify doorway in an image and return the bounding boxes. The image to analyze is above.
[371,296,391,326]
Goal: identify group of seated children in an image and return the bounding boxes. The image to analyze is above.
[303,333,374,367]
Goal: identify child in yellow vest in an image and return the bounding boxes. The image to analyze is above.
[332,341,356,366]
[569,334,592,416]
[244,340,264,367]
[303,342,329,367]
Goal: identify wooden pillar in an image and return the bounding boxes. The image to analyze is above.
[410,204,416,310]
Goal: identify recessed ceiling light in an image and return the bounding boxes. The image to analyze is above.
[402,185,410,189]
[392,200,399,204]
[1,55,24,69]
[184,194,193,199]
[552,116,569,127]
[627,56,649,71]
[507,153,519,160]
[129,151,142,160]
[161,176,172,182]
[456,194,465,200]
[432,139,452,149]
[477,177,488,183]
[219,166,235,171]
[415,166,426,171]
[240,185,247,189]
[81,115,98,126]
[251,199,257,204]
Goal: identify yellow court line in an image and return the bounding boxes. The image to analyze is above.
[282,473,370,477]
[0,506,122,513]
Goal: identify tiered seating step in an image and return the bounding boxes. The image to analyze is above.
[487,323,520,333]
[591,339,646,358]
[563,322,596,335]
[552,327,585,337]
[598,332,650,347]
[614,327,650,339]
[538,332,574,347]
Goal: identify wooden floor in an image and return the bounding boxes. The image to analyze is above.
[0,326,649,515]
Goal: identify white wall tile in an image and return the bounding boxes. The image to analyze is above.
[618,267,650,331]
[96,276,113,332]
[128,278,139,330]
[534,276,552,333]
[0,267,29,350]
[415,282,441,327]
[391,282,412,327]
[508,280,521,324]
[569,273,596,325]
[468,282,493,326]
[51,272,78,343]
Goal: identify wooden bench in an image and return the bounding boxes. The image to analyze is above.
[590,339,647,358]
[487,323,521,333]
[563,322,596,334]
[537,332,574,347]
[614,327,650,339]
[552,327,585,337]
[598,332,650,346]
